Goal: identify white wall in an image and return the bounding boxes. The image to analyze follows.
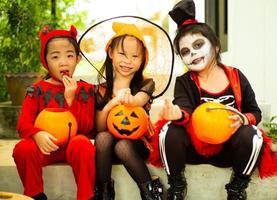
[222,0,277,117]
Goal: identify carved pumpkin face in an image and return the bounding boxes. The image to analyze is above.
[107,105,149,139]
[34,108,78,146]
[191,102,235,144]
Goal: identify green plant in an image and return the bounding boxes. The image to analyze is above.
[0,0,48,101]
[0,1,49,72]
[0,0,88,102]
[263,116,277,143]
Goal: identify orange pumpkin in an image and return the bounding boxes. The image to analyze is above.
[191,102,236,144]
[107,105,149,139]
[34,108,78,145]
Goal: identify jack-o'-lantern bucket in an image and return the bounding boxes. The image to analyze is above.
[107,105,149,139]
[34,108,78,145]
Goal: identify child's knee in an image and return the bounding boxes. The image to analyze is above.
[13,139,38,159]
[67,135,95,156]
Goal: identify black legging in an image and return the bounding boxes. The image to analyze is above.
[164,124,264,176]
[95,131,151,185]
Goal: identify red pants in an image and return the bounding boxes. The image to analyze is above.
[13,135,95,200]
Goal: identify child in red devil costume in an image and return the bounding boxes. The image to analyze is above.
[149,0,277,200]
[13,25,96,200]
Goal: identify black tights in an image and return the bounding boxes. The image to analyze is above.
[95,131,151,185]
[165,124,264,177]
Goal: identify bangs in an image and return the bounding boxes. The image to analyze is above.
[111,35,145,58]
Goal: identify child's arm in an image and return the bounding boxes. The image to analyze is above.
[117,88,150,107]
[16,86,43,138]
[95,96,120,132]
[159,99,183,121]
[66,81,95,135]
[16,85,59,154]
[63,75,77,106]
[238,70,262,125]
[160,76,193,125]
[118,78,155,107]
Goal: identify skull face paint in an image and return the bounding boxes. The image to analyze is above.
[179,33,214,71]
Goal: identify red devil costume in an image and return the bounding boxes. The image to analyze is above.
[13,25,96,200]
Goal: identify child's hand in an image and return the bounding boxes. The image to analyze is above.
[32,131,59,155]
[103,96,121,113]
[227,106,248,132]
[63,75,77,106]
[159,99,183,121]
[116,88,135,106]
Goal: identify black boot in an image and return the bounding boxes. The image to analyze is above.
[167,173,187,200]
[138,176,163,200]
[32,192,47,200]
[93,179,115,200]
[225,174,250,200]
[151,176,164,200]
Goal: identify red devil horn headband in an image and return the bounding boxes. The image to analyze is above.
[39,25,78,69]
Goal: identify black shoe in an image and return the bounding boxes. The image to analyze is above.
[138,176,164,200]
[225,174,250,200]
[93,179,115,200]
[32,192,47,200]
[151,176,164,200]
[91,186,101,200]
[167,173,187,200]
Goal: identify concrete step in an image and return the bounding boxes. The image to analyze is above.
[1,139,277,200]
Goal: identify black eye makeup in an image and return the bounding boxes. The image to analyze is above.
[193,39,205,50]
[179,39,205,57]
[180,48,190,57]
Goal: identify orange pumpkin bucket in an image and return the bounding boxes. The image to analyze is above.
[34,108,78,145]
[107,105,149,139]
[191,102,237,144]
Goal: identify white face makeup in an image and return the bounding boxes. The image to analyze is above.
[179,33,214,71]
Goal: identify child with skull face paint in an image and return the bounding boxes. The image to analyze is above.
[149,0,275,200]
[13,25,96,200]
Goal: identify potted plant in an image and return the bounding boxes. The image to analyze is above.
[0,0,49,105]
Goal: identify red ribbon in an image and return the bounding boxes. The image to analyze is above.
[179,19,199,28]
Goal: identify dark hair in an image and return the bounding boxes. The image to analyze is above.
[97,35,146,107]
[174,23,221,64]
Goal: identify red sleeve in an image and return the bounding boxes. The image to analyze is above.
[172,109,190,126]
[244,113,257,125]
[66,82,95,135]
[16,90,42,139]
